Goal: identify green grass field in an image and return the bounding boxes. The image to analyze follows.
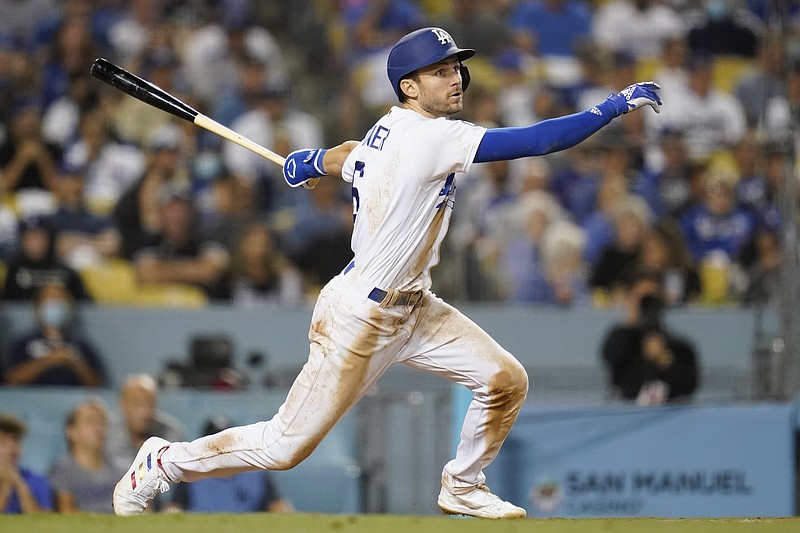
[2,513,800,533]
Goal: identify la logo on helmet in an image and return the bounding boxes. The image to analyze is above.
[431,28,452,45]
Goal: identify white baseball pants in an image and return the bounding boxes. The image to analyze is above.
[159,269,528,494]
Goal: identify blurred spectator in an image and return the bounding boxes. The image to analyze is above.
[223,85,324,211]
[62,107,146,216]
[732,145,786,305]
[636,128,695,219]
[49,399,125,513]
[28,0,97,60]
[605,52,649,149]
[759,55,800,142]
[0,38,20,139]
[133,185,230,299]
[111,48,187,147]
[337,0,427,130]
[600,268,700,405]
[603,130,644,186]
[107,373,185,509]
[260,86,325,160]
[0,102,60,197]
[106,0,167,66]
[211,53,271,128]
[733,32,786,128]
[745,0,800,22]
[41,73,99,149]
[445,0,510,59]
[581,146,635,265]
[279,178,353,292]
[590,194,652,305]
[453,159,517,301]
[0,413,53,514]
[493,50,537,127]
[4,282,105,387]
[39,15,101,109]
[343,0,426,64]
[568,43,614,113]
[0,0,56,47]
[592,0,685,60]
[756,145,787,233]
[167,416,294,513]
[529,83,573,121]
[508,0,591,58]
[229,222,304,307]
[0,191,17,261]
[737,224,781,308]
[549,142,602,225]
[650,36,690,103]
[182,0,287,108]
[648,52,747,163]
[636,222,701,306]
[48,160,122,271]
[515,157,553,196]
[680,161,757,263]
[107,374,185,466]
[113,125,184,259]
[501,190,566,304]
[686,0,762,58]
[538,219,589,307]
[197,167,263,250]
[679,162,757,304]
[2,216,92,301]
[91,1,128,49]
[732,132,768,215]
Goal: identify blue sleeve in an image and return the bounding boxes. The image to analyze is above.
[474,100,619,163]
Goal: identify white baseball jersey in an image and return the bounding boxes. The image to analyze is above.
[341,106,487,292]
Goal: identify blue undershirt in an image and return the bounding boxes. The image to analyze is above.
[474,99,619,163]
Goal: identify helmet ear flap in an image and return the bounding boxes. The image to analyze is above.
[460,63,471,93]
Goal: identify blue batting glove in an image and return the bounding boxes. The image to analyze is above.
[606,81,662,116]
[283,148,328,189]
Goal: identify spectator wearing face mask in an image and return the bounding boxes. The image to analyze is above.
[3,282,105,387]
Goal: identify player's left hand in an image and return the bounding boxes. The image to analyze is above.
[606,81,662,116]
[283,148,328,189]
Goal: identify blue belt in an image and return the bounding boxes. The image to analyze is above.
[344,260,422,307]
[367,287,424,307]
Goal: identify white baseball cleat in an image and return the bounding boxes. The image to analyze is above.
[438,483,527,519]
[113,436,172,515]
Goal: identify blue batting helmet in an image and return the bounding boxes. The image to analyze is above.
[387,27,475,101]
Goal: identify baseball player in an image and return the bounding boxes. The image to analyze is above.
[112,27,661,519]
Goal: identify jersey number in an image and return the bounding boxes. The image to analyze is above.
[351,160,365,222]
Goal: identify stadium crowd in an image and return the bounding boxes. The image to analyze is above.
[0,0,797,309]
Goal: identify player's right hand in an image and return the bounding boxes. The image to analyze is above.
[283,148,328,189]
[606,81,662,116]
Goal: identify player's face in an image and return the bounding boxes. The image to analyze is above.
[406,56,464,118]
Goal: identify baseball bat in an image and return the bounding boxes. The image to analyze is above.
[89,57,285,167]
